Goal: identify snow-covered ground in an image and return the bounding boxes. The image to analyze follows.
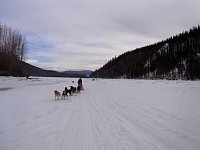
[0,77,200,150]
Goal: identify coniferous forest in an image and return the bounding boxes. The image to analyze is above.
[91,26,200,80]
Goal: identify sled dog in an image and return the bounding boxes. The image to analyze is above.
[65,87,72,96]
[54,90,61,99]
[62,91,68,99]
[70,86,77,94]
[77,85,81,93]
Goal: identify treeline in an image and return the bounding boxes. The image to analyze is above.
[150,26,200,80]
[0,23,27,76]
[91,26,200,80]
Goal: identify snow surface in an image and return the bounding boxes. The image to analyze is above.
[0,77,200,150]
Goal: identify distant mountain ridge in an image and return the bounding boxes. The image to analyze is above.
[21,61,67,77]
[22,63,92,77]
[62,70,93,76]
[91,26,200,80]
[0,52,91,77]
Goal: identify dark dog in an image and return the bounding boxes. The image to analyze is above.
[77,85,81,93]
[70,86,76,94]
[62,91,68,99]
[65,87,72,96]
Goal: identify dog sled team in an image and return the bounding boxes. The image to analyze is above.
[54,78,84,100]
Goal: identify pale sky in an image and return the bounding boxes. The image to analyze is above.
[0,0,199,71]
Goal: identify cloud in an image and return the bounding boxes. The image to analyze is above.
[26,59,38,64]
[1,0,200,71]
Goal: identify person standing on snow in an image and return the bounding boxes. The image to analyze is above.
[78,78,84,90]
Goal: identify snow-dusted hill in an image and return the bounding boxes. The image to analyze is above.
[0,77,200,150]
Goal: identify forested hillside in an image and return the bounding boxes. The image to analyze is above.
[0,24,27,76]
[91,26,200,80]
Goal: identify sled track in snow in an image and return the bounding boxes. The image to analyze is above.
[1,78,200,150]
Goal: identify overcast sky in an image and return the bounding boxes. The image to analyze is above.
[0,0,200,71]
